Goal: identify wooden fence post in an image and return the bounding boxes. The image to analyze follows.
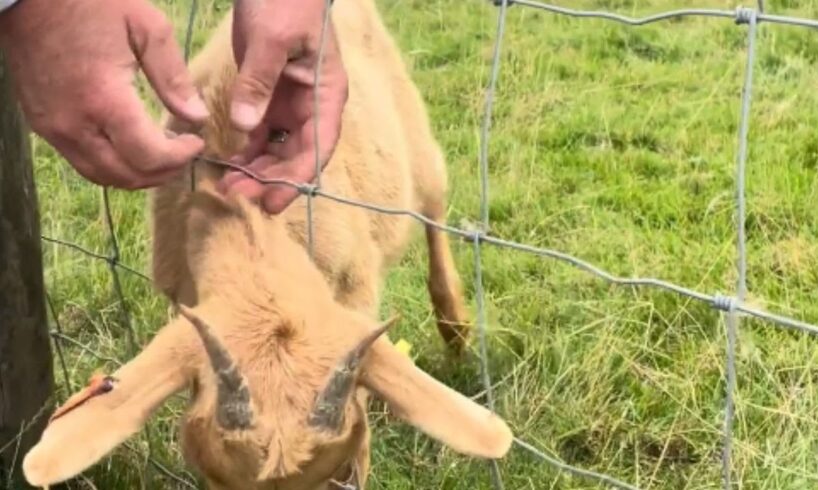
[0,51,55,489]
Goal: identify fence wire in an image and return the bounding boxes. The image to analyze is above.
[29,1,818,489]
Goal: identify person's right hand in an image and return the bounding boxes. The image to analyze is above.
[0,0,209,189]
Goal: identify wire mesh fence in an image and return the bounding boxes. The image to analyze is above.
[19,0,818,489]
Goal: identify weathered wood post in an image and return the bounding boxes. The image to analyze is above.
[0,51,55,488]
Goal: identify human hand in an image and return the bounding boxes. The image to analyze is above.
[218,0,348,214]
[0,0,209,189]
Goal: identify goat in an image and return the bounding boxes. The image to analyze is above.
[151,0,471,350]
[22,0,513,488]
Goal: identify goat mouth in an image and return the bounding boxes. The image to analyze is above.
[328,461,359,490]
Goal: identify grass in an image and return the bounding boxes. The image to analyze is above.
[28,0,818,488]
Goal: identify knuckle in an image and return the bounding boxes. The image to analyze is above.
[139,149,190,174]
[71,165,105,185]
[81,96,111,121]
[129,2,173,48]
[149,18,174,45]
[261,27,298,48]
[39,114,74,140]
[130,5,174,49]
[146,158,184,174]
[119,178,151,190]
[164,71,192,94]
[72,157,124,187]
[236,72,276,101]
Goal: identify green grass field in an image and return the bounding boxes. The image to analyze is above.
[31,0,818,488]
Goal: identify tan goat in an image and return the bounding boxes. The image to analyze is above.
[22,1,512,488]
[152,0,471,349]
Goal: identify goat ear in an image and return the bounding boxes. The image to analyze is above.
[360,339,513,460]
[22,319,193,487]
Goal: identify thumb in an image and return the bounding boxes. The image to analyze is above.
[230,35,289,132]
[126,1,210,124]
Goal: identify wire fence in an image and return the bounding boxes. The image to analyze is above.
[21,0,818,489]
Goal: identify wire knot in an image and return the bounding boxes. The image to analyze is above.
[712,294,738,312]
[298,184,319,197]
[734,6,756,25]
[470,230,487,243]
[491,0,514,6]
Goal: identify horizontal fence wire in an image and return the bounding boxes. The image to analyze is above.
[193,155,818,337]
[30,1,818,490]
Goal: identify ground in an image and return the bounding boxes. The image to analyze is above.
[31,0,818,488]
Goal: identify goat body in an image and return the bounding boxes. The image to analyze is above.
[22,1,513,488]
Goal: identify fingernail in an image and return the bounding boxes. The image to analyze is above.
[185,95,210,120]
[231,102,261,132]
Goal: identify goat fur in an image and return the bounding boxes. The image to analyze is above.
[152,0,471,349]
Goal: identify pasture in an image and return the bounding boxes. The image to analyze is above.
[33,0,818,487]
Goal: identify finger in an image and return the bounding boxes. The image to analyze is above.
[100,86,205,177]
[255,92,346,214]
[261,178,306,214]
[51,137,135,188]
[230,29,289,132]
[285,80,346,178]
[237,121,276,163]
[218,154,277,201]
[223,151,316,214]
[259,153,318,214]
[312,78,347,168]
[219,120,301,192]
[285,35,348,171]
[126,2,209,124]
[84,130,188,188]
[51,128,181,189]
[222,84,345,213]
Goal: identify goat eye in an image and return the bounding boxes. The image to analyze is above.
[100,376,117,393]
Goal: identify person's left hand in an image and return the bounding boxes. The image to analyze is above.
[218,0,348,214]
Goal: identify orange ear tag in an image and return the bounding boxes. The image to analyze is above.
[48,373,117,424]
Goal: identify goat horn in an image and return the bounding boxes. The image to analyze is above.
[178,305,254,431]
[309,314,401,433]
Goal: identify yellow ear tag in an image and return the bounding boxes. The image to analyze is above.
[394,338,413,358]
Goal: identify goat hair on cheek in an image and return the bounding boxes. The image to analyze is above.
[21,0,514,488]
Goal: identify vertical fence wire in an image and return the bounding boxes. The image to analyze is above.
[45,292,72,393]
[473,0,512,487]
[103,183,157,484]
[100,188,137,356]
[722,8,757,489]
[187,0,199,193]
[307,0,334,259]
[479,0,510,230]
[473,238,505,490]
